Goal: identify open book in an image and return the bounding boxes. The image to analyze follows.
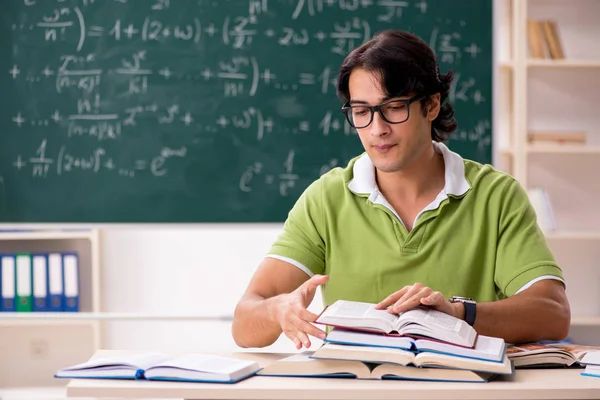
[257,352,500,383]
[55,353,261,383]
[316,300,477,348]
[325,328,506,363]
[311,343,512,375]
[507,343,600,368]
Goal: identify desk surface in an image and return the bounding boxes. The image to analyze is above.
[66,350,600,400]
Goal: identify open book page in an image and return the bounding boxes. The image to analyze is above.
[414,352,513,375]
[548,344,600,364]
[395,307,477,347]
[317,300,398,333]
[55,353,172,378]
[311,343,416,366]
[583,365,600,378]
[256,352,370,379]
[371,363,494,382]
[415,335,506,363]
[143,354,261,382]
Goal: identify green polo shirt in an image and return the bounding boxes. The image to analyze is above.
[267,142,564,306]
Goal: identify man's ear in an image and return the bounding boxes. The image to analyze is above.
[426,93,441,121]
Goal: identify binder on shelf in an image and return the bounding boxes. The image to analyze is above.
[33,254,49,312]
[63,253,79,312]
[15,253,33,312]
[48,253,64,312]
[1,254,16,312]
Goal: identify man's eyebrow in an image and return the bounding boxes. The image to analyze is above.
[348,95,408,105]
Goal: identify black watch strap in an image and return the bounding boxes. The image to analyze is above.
[463,301,476,326]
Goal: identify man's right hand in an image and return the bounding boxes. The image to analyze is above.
[270,274,329,349]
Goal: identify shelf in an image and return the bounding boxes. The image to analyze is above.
[527,145,600,154]
[0,312,233,324]
[570,316,600,327]
[0,230,96,241]
[545,231,600,240]
[528,59,600,69]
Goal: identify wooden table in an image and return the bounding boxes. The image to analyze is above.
[66,350,600,400]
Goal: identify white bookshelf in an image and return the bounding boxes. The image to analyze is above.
[496,0,600,337]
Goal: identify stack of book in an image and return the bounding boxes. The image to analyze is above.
[258,300,513,382]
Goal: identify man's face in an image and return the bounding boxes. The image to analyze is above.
[348,68,436,173]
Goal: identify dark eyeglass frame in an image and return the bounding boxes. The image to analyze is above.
[341,94,427,129]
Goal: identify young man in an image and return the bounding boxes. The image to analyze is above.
[232,30,570,350]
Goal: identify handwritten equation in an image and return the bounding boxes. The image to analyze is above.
[4,0,492,204]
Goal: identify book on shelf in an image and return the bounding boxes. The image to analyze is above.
[257,351,508,383]
[315,300,477,348]
[527,19,546,59]
[325,328,506,363]
[507,343,600,368]
[528,132,586,145]
[527,19,565,60]
[55,352,261,383]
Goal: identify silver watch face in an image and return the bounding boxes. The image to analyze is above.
[451,296,476,304]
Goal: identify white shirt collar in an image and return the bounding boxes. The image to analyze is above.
[347,141,471,197]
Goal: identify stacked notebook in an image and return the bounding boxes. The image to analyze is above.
[258,300,512,382]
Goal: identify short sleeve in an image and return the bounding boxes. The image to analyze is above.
[266,179,326,276]
[494,179,565,298]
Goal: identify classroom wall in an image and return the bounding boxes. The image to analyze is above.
[100,225,325,353]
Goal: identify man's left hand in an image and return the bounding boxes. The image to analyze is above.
[375,282,463,319]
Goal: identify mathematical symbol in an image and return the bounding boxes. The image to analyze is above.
[158,67,172,79]
[265,175,274,184]
[204,23,217,36]
[123,24,138,38]
[263,118,274,132]
[260,68,275,84]
[325,0,336,5]
[464,43,481,58]
[9,65,20,79]
[42,66,54,76]
[51,110,61,122]
[104,159,116,170]
[216,116,229,127]
[201,67,213,80]
[472,90,486,104]
[180,112,193,126]
[12,112,25,127]
[163,27,170,37]
[13,155,26,171]
[414,0,427,13]
[299,121,310,131]
[313,31,327,41]
[264,29,275,37]
[332,119,341,131]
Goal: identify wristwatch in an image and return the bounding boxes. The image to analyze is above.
[449,296,477,326]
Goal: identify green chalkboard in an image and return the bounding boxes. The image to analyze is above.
[0,0,492,223]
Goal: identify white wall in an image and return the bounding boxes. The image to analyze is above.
[100,225,325,353]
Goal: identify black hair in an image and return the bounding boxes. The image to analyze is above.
[337,29,457,142]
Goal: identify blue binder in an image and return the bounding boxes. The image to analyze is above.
[1,254,16,312]
[62,253,79,312]
[48,253,64,312]
[32,254,50,312]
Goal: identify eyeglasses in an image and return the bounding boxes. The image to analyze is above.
[341,95,426,129]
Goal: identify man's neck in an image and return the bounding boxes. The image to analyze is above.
[375,144,446,204]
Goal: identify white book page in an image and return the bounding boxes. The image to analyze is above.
[397,307,463,333]
[62,353,170,372]
[152,354,257,375]
[325,300,398,326]
[579,351,600,365]
[417,335,505,362]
